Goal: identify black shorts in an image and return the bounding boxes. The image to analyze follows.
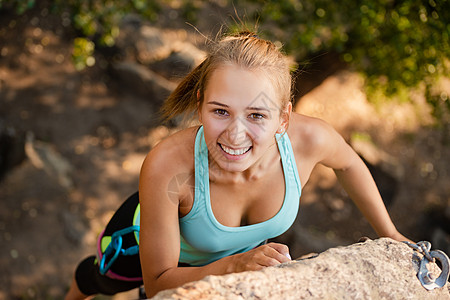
[75,255,143,296]
[75,192,143,295]
[75,192,193,296]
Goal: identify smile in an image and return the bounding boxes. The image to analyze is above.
[219,144,252,156]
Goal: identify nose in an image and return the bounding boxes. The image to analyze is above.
[226,117,247,146]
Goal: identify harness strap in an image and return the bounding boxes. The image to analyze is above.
[99,225,140,275]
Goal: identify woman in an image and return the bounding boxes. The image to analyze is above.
[66,31,410,299]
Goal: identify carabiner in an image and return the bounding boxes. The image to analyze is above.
[98,225,140,275]
[418,249,450,290]
[99,235,123,275]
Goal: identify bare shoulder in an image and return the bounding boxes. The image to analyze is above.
[287,112,355,171]
[141,126,198,181]
[287,112,338,154]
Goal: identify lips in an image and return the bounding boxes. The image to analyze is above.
[219,143,252,156]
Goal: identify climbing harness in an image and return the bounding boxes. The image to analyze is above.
[99,225,140,275]
[402,241,450,290]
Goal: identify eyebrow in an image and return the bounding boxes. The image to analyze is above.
[207,101,271,112]
[247,106,271,112]
[206,101,228,107]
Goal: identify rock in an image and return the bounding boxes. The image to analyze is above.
[118,20,205,68]
[151,238,450,300]
[24,132,74,189]
[60,211,87,246]
[136,25,173,63]
[0,122,26,181]
[111,61,176,104]
[112,17,206,104]
[149,41,206,79]
[116,18,171,63]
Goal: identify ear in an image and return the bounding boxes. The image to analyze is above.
[277,102,292,134]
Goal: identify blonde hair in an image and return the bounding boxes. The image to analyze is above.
[161,31,292,120]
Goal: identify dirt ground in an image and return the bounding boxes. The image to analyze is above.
[0,3,449,300]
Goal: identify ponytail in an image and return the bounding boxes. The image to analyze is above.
[161,59,207,120]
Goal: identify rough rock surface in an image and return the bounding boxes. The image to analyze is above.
[151,238,450,300]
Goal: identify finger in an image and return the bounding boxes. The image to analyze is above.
[255,254,283,267]
[261,245,291,264]
[266,243,291,261]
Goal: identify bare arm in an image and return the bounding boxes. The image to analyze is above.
[139,132,290,297]
[294,116,410,242]
[330,143,410,241]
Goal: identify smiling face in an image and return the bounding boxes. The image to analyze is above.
[199,64,291,173]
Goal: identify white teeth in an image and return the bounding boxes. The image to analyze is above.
[220,144,251,156]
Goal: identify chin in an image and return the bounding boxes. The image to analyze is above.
[213,160,250,174]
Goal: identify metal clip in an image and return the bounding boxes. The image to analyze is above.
[417,241,433,262]
[403,241,450,290]
[418,250,450,290]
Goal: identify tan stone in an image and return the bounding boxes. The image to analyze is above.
[151,238,450,299]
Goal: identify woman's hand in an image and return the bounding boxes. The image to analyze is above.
[231,242,292,272]
[384,230,414,243]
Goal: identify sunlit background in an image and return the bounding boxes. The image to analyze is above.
[0,0,448,299]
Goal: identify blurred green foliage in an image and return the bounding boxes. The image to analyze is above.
[0,0,160,70]
[0,0,35,14]
[249,0,449,122]
[60,0,160,70]
[1,0,448,121]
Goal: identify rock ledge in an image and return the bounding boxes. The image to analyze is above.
[152,238,450,299]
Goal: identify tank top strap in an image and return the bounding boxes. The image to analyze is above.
[276,132,302,195]
[180,126,206,222]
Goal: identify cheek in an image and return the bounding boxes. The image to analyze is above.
[202,121,225,147]
[203,118,226,135]
[246,122,277,143]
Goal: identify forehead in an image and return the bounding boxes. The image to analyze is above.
[204,64,281,111]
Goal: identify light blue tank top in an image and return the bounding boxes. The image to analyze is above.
[178,126,301,266]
